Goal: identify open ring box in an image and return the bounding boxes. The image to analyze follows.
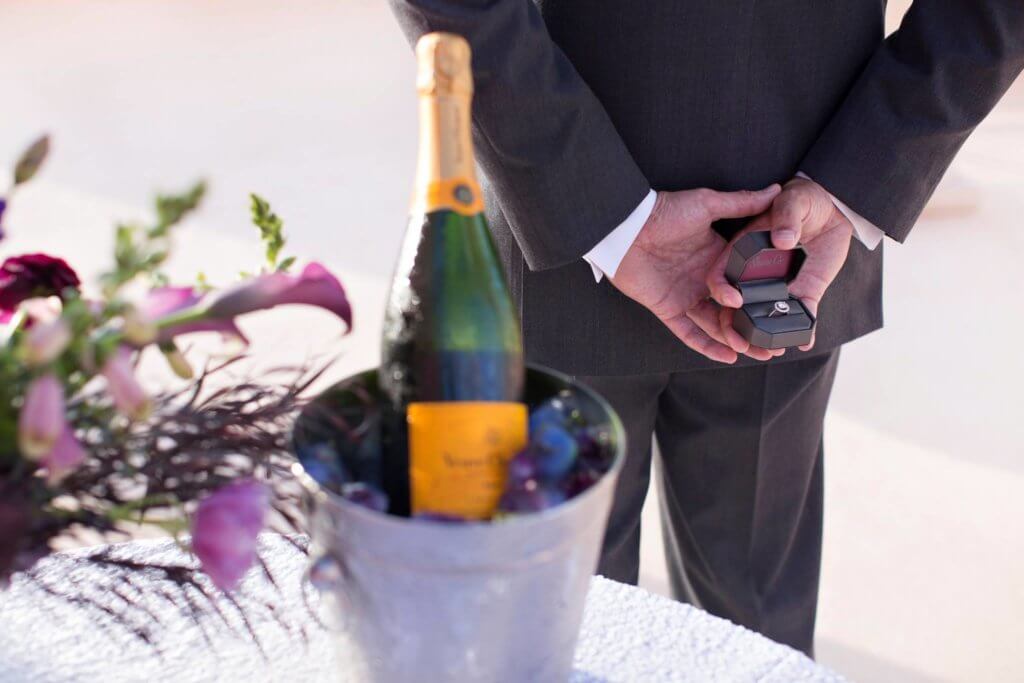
[724,231,815,349]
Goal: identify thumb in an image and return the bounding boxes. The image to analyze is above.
[769,189,811,250]
[704,184,781,220]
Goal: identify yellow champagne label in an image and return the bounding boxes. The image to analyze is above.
[408,401,528,519]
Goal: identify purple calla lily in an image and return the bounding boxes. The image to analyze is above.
[148,263,350,346]
[142,286,247,344]
[191,480,268,591]
[205,262,352,330]
[141,286,202,319]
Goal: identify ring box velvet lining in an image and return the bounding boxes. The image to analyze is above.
[724,231,815,349]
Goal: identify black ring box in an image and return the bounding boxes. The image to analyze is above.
[724,231,815,349]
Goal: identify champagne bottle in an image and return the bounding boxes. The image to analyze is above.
[380,33,527,520]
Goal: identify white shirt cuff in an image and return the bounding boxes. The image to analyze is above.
[583,189,657,282]
[796,172,884,250]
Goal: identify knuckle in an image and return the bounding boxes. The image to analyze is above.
[693,188,715,206]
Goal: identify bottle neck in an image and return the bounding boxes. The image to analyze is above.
[412,91,484,217]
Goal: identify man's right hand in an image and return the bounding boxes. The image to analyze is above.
[609,184,781,364]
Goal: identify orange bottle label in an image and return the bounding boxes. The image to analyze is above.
[407,401,528,520]
[411,177,485,217]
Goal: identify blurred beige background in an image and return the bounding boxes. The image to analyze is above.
[2,2,1022,681]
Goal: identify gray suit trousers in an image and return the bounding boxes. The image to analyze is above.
[576,350,841,657]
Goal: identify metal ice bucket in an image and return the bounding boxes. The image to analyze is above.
[292,365,626,683]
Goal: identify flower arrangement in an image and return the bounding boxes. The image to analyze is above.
[0,135,351,592]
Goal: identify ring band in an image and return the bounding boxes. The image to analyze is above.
[768,301,791,318]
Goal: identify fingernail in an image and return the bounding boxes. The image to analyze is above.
[727,292,743,308]
[774,229,797,247]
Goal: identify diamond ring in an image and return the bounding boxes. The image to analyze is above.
[768,301,791,318]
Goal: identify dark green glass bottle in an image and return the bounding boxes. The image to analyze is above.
[380,33,526,520]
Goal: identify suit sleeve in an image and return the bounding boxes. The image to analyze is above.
[388,0,651,270]
[799,1,1024,243]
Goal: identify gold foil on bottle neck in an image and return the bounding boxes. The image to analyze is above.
[412,32,481,215]
[416,33,473,97]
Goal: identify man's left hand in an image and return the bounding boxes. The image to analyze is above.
[705,177,855,352]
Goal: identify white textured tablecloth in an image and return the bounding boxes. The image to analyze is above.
[0,536,843,682]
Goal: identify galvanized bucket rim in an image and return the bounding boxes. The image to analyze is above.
[292,362,627,533]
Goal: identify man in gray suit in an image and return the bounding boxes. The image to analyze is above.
[388,0,1024,655]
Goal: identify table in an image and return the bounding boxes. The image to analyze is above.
[0,536,843,682]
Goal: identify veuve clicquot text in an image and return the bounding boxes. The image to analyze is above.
[380,33,526,520]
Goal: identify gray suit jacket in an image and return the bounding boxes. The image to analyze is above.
[389,1,1024,375]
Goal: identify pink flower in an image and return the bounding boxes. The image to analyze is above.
[205,262,352,330]
[0,253,80,315]
[22,318,71,366]
[18,374,65,459]
[191,480,268,591]
[143,286,246,344]
[42,425,87,484]
[100,347,151,419]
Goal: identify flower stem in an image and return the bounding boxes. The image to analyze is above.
[1,308,27,347]
[154,306,209,332]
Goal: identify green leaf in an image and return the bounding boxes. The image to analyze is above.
[276,256,296,272]
[113,224,139,266]
[195,271,213,293]
[13,134,50,186]
[249,192,286,268]
[103,182,206,294]
[150,180,207,238]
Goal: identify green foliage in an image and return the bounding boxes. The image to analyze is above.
[0,349,27,463]
[151,181,206,239]
[249,193,293,272]
[100,180,206,296]
[13,134,50,186]
[195,271,213,293]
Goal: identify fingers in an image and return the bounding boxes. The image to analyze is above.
[705,212,774,309]
[770,187,810,250]
[688,300,745,351]
[793,297,819,352]
[703,184,781,221]
[706,245,743,309]
[717,307,784,361]
[660,312,738,365]
[786,221,852,353]
[687,302,780,362]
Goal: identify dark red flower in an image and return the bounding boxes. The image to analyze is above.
[0,253,80,313]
